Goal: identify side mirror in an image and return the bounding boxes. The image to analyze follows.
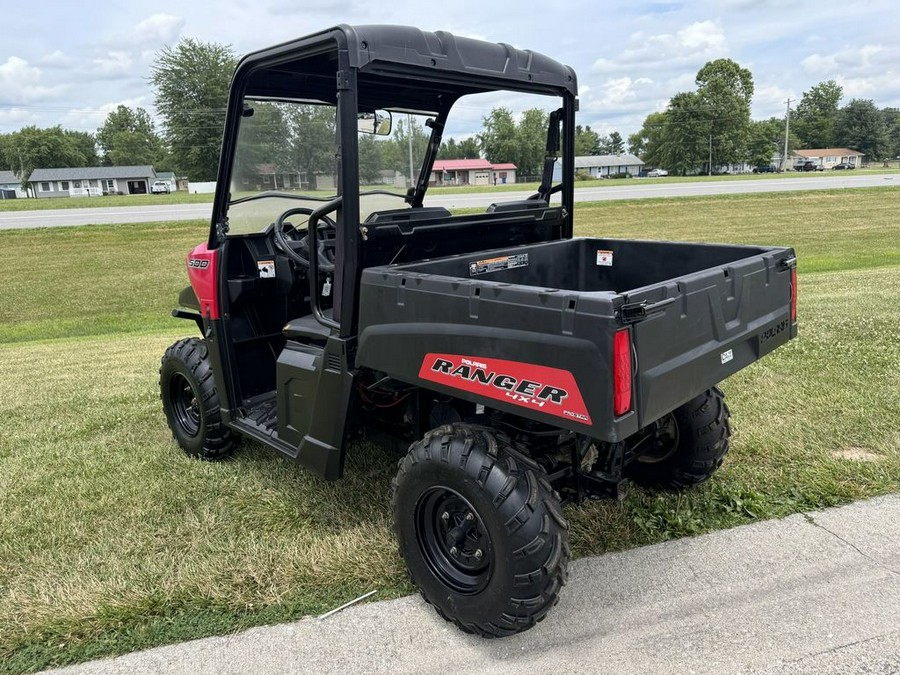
[358,110,392,136]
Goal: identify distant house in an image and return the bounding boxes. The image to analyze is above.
[251,164,303,191]
[155,171,184,192]
[430,159,517,186]
[377,169,406,187]
[552,154,644,181]
[791,148,865,170]
[0,170,25,199]
[27,166,157,198]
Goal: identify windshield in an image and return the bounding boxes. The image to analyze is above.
[227,99,434,235]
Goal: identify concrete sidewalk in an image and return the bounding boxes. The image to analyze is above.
[48,496,900,675]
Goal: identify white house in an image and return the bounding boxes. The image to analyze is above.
[791,148,865,170]
[27,166,158,198]
[552,154,644,180]
[0,170,26,199]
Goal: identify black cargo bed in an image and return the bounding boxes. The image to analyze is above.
[357,237,796,442]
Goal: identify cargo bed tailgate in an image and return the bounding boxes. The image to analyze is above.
[624,247,796,426]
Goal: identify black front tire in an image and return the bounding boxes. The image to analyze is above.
[626,386,731,490]
[159,338,237,460]
[392,423,570,638]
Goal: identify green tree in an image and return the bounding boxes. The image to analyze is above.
[231,101,290,187]
[438,136,480,159]
[96,105,162,166]
[151,39,237,181]
[695,58,754,167]
[747,118,798,167]
[628,111,667,165]
[380,116,430,184]
[607,131,625,154]
[659,92,708,175]
[5,126,90,186]
[64,130,100,166]
[282,104,336,189]
[793,80,842,149]
[358,134,383,184]
[575,125,600,155]
[516,108,548,176]
[835,99,887,160]
[478,107,519,168]
[881,107,900,162]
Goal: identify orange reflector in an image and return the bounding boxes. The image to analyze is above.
[613,329,632,416]
[790,268,798,322]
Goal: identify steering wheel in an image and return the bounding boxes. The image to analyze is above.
[273,207,337,273]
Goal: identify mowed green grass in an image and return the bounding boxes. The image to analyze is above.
[1,187,899,673]
[0,191,214,212]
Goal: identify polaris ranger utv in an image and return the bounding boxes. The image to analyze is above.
[160,24,798,637]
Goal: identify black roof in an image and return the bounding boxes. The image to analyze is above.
[238,25,577,112]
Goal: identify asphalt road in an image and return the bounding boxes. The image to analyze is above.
[48,495,900,675]
[2,173,896,230]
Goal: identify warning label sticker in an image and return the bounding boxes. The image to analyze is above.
[596,249,614,267]
[257,260,276,278]
[469,253,529,276]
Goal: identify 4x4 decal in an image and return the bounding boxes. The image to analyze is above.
[418,353,592,425]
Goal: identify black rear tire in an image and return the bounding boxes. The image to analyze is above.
[159,337,238,460]
[626,386,731,490]
[392,423,569,638]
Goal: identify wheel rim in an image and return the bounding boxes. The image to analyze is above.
[415,487,493,595]
[169,372,202,437]
[636,413,680,464]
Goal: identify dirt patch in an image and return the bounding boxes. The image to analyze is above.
[832,447,881,462]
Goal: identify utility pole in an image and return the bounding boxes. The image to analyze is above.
[782,98,793,172]
[708,134,712,176]
[407,113,415,189]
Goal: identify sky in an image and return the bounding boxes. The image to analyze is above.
[1,0,898,142]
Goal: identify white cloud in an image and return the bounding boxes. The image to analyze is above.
[91,51,135,79]
[0,107,37,126]
[62,96,152,131]
[40,50,72,67]
[0,56,67,104]
[133,14,185,46]
[593,20,728,73]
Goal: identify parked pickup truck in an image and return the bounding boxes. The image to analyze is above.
[161,24,798,639]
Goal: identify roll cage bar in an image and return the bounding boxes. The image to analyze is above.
[209,25,578,338]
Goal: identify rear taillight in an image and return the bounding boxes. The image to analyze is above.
[790,268,798,322]
[613,328,633,416]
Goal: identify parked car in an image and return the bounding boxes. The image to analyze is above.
[151,180,171,194]
[832,163,855,170]
[753,165,776,173]
[646,168,668,177]
[796,162,824,172]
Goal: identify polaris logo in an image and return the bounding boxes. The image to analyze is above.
[431,358,568,406]
[188,258,210,269]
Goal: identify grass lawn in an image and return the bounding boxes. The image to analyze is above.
[1,187,899,673]
[0,191,214,212]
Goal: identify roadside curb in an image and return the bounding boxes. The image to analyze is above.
[47,495,900,675]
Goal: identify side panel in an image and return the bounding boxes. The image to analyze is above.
[357,323,634,441]
[419,353,592,425]
[186,243,219,319]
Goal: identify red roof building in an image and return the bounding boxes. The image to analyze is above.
[431,159,517,186]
